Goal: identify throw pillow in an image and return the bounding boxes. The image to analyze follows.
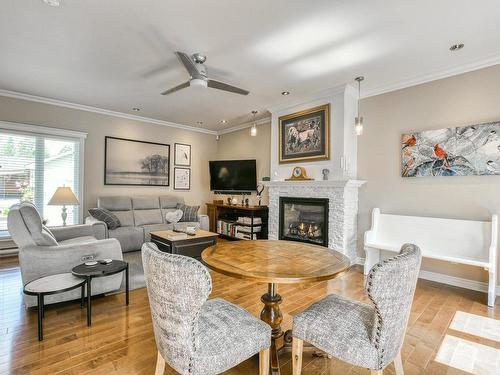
[176,204,200,222]
[88,208,121,230]
[165,209,183,223]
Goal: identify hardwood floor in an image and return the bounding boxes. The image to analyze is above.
[1,254,499,374]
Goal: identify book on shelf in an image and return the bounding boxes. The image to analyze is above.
[217,220,259,239]
[237,216,262,225]
[236,225,261,234]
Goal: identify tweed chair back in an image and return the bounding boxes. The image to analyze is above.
[142,242,212,374]
[366,243,421,368]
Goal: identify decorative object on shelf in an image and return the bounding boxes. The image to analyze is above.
[250,110,258,136]
[402,120,500,177]
[245,198,249,207]
[231,197,238,205]
[174,143,191,166]
[104,136,170,186]
[322,168,330,180]
[241,193,246,206]
[354,76,364,136]
[256,184,265,206]
[173,167,191,190]
[286,166,313,181]
[279,104,330,164]
[227,197,232,205]
[48,186,79,226]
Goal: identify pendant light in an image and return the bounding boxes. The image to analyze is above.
[354,76,364,136]
[250,110,258,136]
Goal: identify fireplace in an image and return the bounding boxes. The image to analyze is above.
[279,197,329,247]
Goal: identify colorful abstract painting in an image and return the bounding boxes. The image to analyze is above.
[402,121,500,177]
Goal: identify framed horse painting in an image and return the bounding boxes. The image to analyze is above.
[279,104,330,164]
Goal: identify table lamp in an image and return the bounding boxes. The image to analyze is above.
[48,186,79,226]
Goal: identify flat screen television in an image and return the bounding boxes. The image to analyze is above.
[209,159,257,193]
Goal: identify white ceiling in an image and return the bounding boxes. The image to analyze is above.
[1,0,500,132]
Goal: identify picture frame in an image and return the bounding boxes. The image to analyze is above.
[104,136,170,186]
[279,104,330,164]
[174,143,191,166]
[174,167,191,190]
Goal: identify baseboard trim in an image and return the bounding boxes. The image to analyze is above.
[355,257,500,296]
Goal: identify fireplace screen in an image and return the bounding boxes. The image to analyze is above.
[279,197,328,247]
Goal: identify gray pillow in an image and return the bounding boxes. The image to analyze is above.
[88,208,121,229]
[176,204,199,222]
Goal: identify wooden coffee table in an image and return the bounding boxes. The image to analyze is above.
[202,240,350,375]
[150,229,218,260]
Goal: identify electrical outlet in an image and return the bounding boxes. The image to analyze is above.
[81,255,94,262]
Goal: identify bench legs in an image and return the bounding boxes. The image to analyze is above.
[488,269,496,307]
[365,247,380,275]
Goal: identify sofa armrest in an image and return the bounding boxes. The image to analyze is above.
[84,216,109,240]
[198,214,209,231]
[18,238,122,285]
[49,224,100,242]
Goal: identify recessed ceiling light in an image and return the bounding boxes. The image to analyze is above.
[132,107,140,112]
[281,91,290,96]
[220,120,227,124]
[450,43,464,51]
[42,0,61,6]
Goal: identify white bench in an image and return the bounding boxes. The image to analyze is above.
[364,208,498,307]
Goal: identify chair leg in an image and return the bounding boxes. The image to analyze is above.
[394,350,404,375]
[155,351,165,375]
[259,348,270,375]
[292,337,303,375]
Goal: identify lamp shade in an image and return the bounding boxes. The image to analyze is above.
[48,187,79,206]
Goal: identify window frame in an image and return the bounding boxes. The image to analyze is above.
[0,121,87,234]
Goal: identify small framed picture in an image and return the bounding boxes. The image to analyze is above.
[174,143,191,166]
[174,167,191,190]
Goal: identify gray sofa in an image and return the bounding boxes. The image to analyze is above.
[7,202,123,308]
[85,195,209,252]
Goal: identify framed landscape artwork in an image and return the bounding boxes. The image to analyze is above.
[402,121,500,177]
[174,167,191,190]
[279,104,330,164]
[174,143,191,166]
[104,136,170,186]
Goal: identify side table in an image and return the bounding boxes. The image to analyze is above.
[71,260,129,326]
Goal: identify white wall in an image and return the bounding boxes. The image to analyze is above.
[269,85,358,181]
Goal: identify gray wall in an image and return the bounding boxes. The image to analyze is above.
[0,96,218,217]
[358,64,500,282]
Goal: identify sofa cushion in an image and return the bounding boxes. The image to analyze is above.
[132,196,160,210]
[108,227,144,252]
[134,209,163,226]
[165,209,183,223]
[177,204,200,222]
[88,208,120,229]
[142,223,174,241]
[111,210,134,227]
[160,195,184,209]
[98,196,132,211]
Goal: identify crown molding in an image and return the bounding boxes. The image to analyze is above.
[362,54,500,98]
[217,117,271,135]
[0,89,218,135]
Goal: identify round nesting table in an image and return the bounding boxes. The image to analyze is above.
[23,273,87,341]
[72,260,129,326]
[202,240,350,375]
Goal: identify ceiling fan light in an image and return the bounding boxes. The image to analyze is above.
[355,117,364,136]
[190,78,208,88]
[250,124,257,136]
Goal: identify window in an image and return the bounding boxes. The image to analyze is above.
[0,123,85,236]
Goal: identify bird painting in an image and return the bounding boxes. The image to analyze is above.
[402,121,500,177]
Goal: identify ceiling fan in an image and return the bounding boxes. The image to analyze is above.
[161,52,249,96]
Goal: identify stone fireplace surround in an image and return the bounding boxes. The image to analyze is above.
[263,180,365,261]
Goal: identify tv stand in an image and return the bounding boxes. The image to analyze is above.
[206,202,268,241]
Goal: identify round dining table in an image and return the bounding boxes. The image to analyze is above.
[201,240,350,375]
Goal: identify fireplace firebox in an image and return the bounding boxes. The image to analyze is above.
[279,197,329,247]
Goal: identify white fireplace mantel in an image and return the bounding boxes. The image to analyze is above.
[262,179,366,188]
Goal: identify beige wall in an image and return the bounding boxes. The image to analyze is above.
[215,122,271,205]
[0,96,218,217]
[358,64,500,283]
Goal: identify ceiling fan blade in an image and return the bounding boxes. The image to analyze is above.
[161,81,190,95]
[175,51,201,79]
[207,79,249,95]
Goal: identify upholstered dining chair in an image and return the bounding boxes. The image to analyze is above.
[142,242,271,375]
[291,243,421,375]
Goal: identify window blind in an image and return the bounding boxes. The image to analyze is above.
[0,128,82,235]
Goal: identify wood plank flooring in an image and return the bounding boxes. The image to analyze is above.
[1,254,499,374]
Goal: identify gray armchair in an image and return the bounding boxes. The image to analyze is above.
[291,243,422,375]
[8,202,123,307]
[142,242,271,375]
